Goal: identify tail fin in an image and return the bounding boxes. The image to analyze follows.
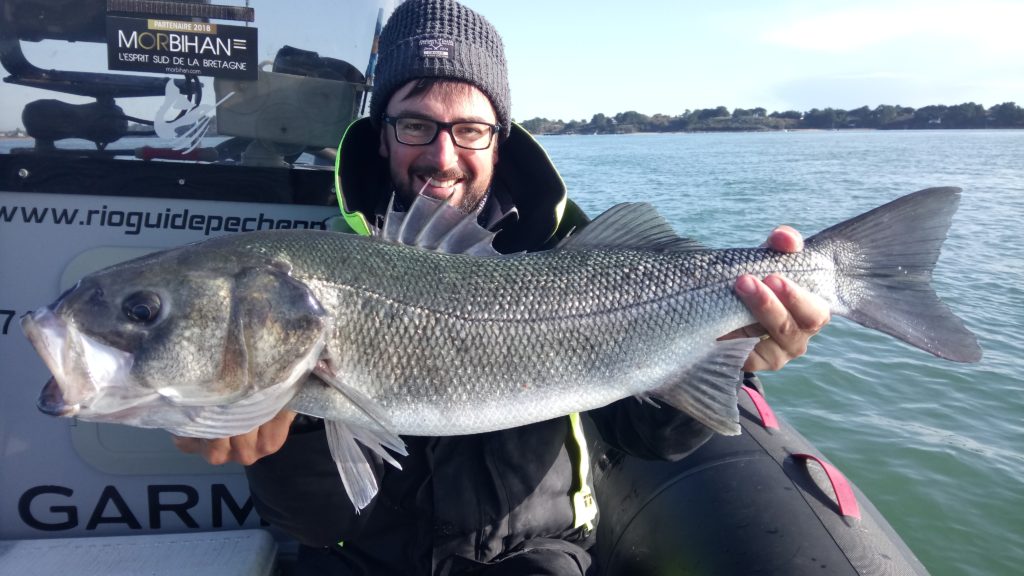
[810,187,981,362]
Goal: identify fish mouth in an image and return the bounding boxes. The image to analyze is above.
[21,308,68,382]
[38,376,79,417]
[21,307,103,417]
[23,307,137,419]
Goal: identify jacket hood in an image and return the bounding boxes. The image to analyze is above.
[333,117,571,253]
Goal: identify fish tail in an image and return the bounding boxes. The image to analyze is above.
[811,186,981,362]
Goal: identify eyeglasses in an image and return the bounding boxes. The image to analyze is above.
[383,115,500,150]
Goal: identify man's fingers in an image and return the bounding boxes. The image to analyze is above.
[763,275,830,333]
[254,410,297,460]
[733,272,831,372]
[736,274,792,340]
[734,274,796,370]
[765,225,803,252]
[203,437,237,466]
[760,225,802,252]
[170,411,297,466]
[744,336,790,372]
[730,226,831,373]
[171,435,202,454]
[172,435,245,465]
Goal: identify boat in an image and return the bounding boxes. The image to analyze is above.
[0,1,931,573]
[590,379,930,574]
[0,0,384,571]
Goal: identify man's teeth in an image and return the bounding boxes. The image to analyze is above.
[428,177,457,188]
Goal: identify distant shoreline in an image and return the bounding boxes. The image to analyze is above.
[518,102,1024,136]
[529,126,1024,136]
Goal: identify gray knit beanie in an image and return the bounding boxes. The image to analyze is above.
[370,0,511,138]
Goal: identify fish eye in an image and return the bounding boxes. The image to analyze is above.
[122,291,162,323]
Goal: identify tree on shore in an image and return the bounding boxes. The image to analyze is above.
[516,102,1024,135]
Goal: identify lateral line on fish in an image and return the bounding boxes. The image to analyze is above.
[331,275,768,324]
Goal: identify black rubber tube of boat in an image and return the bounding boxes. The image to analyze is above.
[589,387,930,575]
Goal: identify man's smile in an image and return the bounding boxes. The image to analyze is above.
[414,172,465,199]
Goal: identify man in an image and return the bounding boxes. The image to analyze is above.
[175,1,829,573]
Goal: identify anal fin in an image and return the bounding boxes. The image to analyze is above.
[324,420,382,512]
[651,337,760,436]
[289,365,407,511]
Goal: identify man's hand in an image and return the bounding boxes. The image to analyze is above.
[726,225,831,372]
[172,410,297,466]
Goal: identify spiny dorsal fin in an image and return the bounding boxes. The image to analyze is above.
[379,194,501,256]
[558,202,705,252]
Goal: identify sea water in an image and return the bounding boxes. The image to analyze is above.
[539,129,1024,576]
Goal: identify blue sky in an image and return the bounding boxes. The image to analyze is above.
[463,0,1024,122]
[1,0,1020,130]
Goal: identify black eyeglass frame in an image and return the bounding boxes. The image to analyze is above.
[382,115,501,150]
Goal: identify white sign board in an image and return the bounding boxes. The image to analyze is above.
[0,191,337,539]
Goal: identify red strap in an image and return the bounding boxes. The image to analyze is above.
[741,385,779,430]
[793,453,861,519]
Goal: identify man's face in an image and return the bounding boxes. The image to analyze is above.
[380,81,499,213]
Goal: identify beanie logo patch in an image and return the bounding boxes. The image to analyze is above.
[419,37,455,59]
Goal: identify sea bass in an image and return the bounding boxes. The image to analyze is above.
[22,187,981,509]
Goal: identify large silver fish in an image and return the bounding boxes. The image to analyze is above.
[21,187,981,509]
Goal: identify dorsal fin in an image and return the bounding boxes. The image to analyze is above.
[558,202,705,252]
[378,194,501,256]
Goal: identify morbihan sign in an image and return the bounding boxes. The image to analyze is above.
[106,16,258,80]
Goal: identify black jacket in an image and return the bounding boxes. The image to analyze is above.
[245,120,713,574]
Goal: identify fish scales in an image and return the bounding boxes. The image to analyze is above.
[240,232,839,436]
